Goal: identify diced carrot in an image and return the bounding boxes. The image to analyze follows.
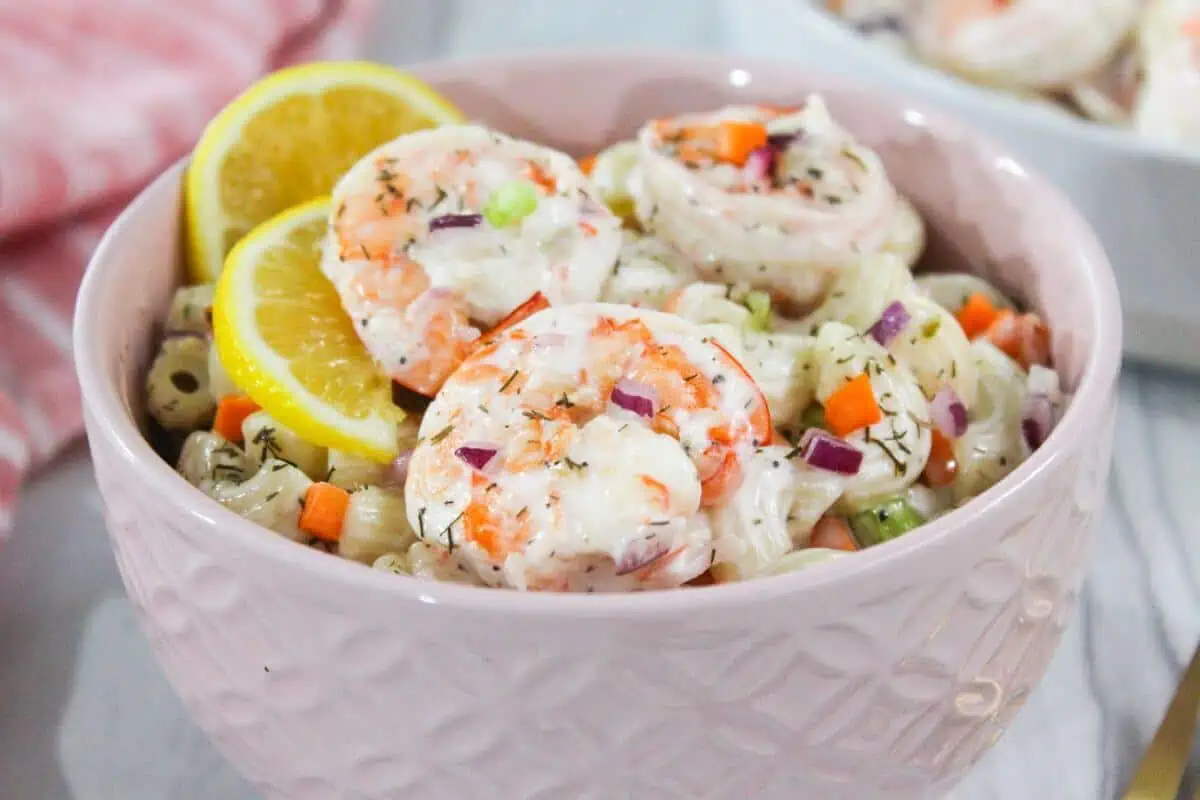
[579,220,597,237]
[578,154,597,175]
[923,430,959,487]
[810,515,859,552]
[299,482,350,543]
[525,161,557,194]
[212,394,260,443]
[955,292,1002,340]
[823,373,882,437]
[474,292,550,350]
[715,121,768,166]
[988,311,1050,369]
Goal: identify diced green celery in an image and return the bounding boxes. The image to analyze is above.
[483,180,538,228]
[848,496,925,547]
[743,290,773,332]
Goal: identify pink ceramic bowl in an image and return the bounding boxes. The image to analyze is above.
[76,52,1121,800]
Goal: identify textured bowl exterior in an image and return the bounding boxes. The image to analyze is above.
[76,53,1122,800]
[724,0,1200,371]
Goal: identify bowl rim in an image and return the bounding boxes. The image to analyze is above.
[765,0,1200,166]
[74,48,1123,617]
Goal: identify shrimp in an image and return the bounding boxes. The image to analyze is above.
[403,303,772,591]
[910,0,1141,90]
[1133,0,1200,144]
[633,98,902,308]
[322,125,622,396]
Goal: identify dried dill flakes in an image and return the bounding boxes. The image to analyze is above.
[359,244,370,260]
[523,409,550,422]
[429,425,455,445]
[555,393,576,408]
[442,511,465,553]
[417,507,428,539]
[499,370,520,393]
[562,457,588,471]
[921,318,942,338]
[265,491,280,502]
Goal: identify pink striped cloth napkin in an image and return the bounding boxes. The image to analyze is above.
[0,0,378,537]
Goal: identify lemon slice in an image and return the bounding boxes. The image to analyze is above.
[212,198,400,462]
[186,61,465,282]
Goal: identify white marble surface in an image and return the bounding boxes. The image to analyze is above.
[1,1,1198,797]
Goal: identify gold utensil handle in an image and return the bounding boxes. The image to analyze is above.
[1122,643,1200,800]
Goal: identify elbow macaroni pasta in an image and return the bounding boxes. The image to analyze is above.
[806,253,979,409]
[669,282,818,423]
[951,341,1029,504]
[711,445,844,580]
[146,335,216,431]
[601,230,697,309]
[177,432,313,541]
[165,284,215,335]
[811,321,931,509]
[209,458,313,542]
[338,487,416,564]
[240,410,328,480]
[326,449,389,491]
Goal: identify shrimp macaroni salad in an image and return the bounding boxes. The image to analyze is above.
[147,79,1066,593]
[825,0,1200,149]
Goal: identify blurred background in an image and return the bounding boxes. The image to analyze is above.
[0,1,1196,798]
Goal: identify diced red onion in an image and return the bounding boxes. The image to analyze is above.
[614,537,670,576]
[868,300,911,346]
[930,385,968,439]
[767,131,801,150]
[383,450,413,486]
[610,378,659,418]
[743,146,775,182]
[799,428,863,475]
[454,442,499,472]
[1021,392,1054,452]
[429,213,483,232]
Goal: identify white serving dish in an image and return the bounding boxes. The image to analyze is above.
[720,0,1200,371]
